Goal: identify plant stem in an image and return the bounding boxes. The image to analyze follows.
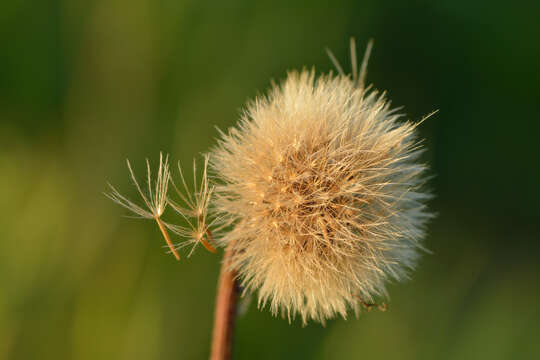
[210,243,238,360]
[155,216,180,260]
[202,228,217,254]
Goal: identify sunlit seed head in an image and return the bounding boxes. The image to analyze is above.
[211,40,433,324]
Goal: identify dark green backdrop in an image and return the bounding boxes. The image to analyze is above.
[1,1,539,359]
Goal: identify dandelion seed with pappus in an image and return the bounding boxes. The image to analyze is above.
[106,152,181,260]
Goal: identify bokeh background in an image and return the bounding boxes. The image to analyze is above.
[1,0,539,359]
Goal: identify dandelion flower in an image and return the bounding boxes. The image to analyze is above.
[106,153,181,260]
[211,41,433,324]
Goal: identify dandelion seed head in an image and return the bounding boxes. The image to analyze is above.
[211,42,433,324]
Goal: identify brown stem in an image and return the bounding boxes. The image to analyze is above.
[210,243,238,360]
[155,217,180,261]
[202,228,217,254]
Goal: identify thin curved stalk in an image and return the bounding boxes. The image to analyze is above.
[210,243,238,360]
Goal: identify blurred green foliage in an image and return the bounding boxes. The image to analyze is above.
[1,0,539,359]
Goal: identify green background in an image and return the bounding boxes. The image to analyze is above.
[1,1,539,359]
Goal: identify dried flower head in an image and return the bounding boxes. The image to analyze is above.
[211,40,433,324]
[106,153,180,260]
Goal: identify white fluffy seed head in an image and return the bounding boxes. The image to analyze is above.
[211,59,432,324]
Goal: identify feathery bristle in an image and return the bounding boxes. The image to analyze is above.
[106,152,170,218]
